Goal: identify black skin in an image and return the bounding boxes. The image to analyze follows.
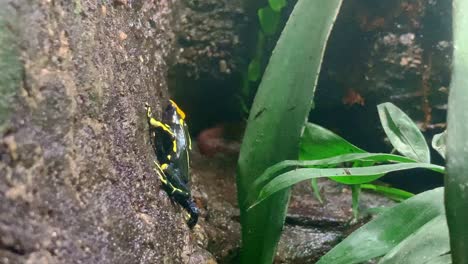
[145,101,199,228]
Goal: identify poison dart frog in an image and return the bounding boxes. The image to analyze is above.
[145,100,199,228]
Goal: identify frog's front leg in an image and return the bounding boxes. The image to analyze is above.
[144,102,152,118]
[145,103,175,136]
[145,103,177,159]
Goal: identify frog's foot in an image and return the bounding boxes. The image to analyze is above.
[184,199,199,229]
[145,102,152,118]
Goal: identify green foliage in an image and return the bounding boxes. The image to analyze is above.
[249,102,444,225]
[378,215,450,264]
[299,122,366,202]
[253,152,417,189]
[361,184,414,202]
[300,121,423,186]
[239,1,458,263]
[299,120,419,206]
[350,184,361,219]
[258,6,281,36]
[239,0,287,115]
[269,0,287,12]
[300,123,366,160]
[445,0,468,261]
[246,151,420,209]
[302,102,436,209]
[432,130,447,159]
[299,104,432,207]
[247,58,261,82]
[250,163,443,208]
[377,102,431,163]
[236,0,343,263]
[317,188,448,264]
[310,177,323,203]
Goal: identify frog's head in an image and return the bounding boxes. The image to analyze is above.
[169,100,186,120]
[163,100,186,125]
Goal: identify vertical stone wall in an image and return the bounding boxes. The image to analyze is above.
[0,0,213,263]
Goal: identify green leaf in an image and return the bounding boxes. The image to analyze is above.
[432,130,447,159]
[269,0,287,12]
[253,153,416,192]
[255,30,266,57]
[252,163,444,207]
[378,215,450,264]
[445,0,468,262]
[424,254,452,264]
[236,0,343,263]
[351,184,361,220]
[364,206,392,215]
[258,6,280,36]
[361,183,414,202]
[300,123,365,160]
[310,178,323,203]
[377,103,430,163]
[317,188,445,264]
[247,58,261,82]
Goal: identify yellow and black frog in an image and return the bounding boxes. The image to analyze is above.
[145,100,199,228]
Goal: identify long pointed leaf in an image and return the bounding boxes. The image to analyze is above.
[361,184,414,201]
[255,152,416,188]
[236,1,343,263]
[317,188,445,264]
[253,163,444,206]
[246,152,415,206]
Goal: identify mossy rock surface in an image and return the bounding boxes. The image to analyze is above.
[0,5,21,132]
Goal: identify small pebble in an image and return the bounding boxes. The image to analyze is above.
[119,31,128,41]
[101,5,107,16]
[219,60,228,73]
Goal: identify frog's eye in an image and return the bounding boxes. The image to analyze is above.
[169,99,186,120]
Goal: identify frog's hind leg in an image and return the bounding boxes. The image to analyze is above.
[153,161,170,185]
[180,198,199,228]
[153,161,188,200]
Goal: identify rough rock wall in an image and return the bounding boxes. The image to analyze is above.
[169,0,248,133]
[0,0,213,263]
